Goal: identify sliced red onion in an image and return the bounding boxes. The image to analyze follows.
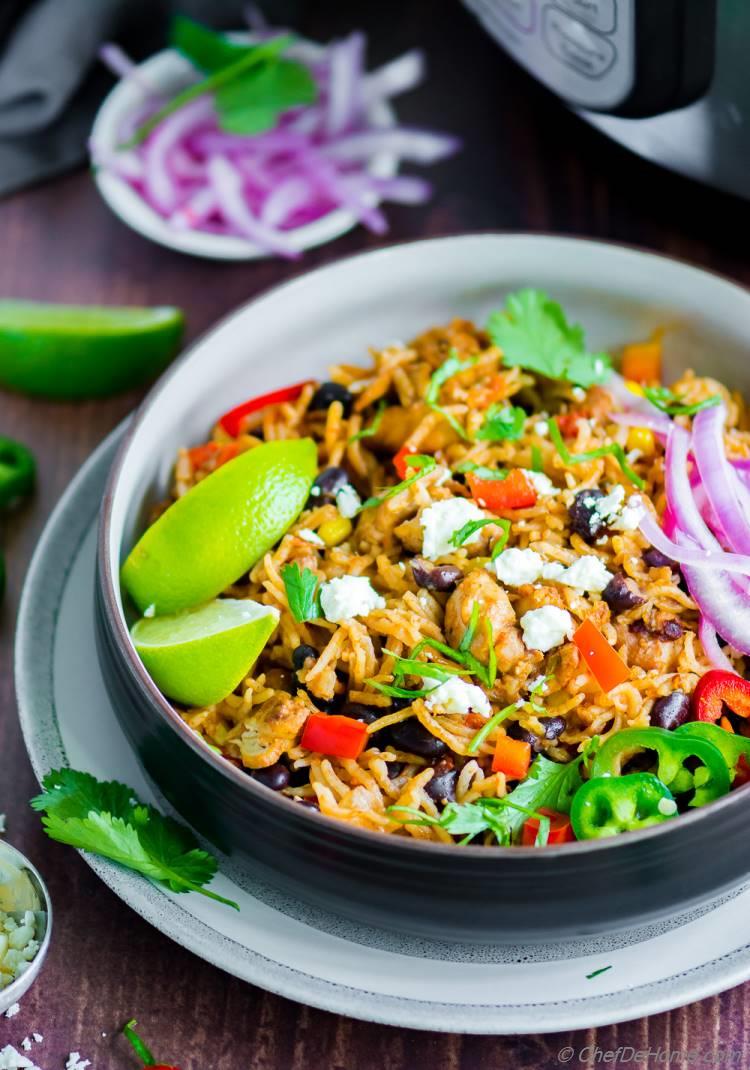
[606,371,664,417]
[664,426,720,549]
[143,97,215,213]
[363,50,425,104]
[609,411,670,437]
[260,175,314,227]
[638,511,750,577]
[319,128,462,164]
[693,402,750,556]
[169,187,218,231]
[699,616,736,672]
[326,32,366,136]
[206,155,299,258]
[675,530,750,655]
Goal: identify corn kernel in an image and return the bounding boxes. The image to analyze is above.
[626,427,656,456]
[319,516,352,546]
[625,380,646,397]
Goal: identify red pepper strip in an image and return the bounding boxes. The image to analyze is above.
[187,441,240,471]
[393,443,418,480]
[693,669,750,723]
[522,808,575,846]
[467,469,536,512]
[218,381,311,437]
[122,1019,180,1069]
[573,619,630,692]
[301,714,368,760]
[555,413,582,439]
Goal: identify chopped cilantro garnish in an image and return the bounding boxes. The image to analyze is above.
[490,519,512,560]
[280,563,321,622]
[466,701,518,754]
[391,656,473,682]
[643,385,721,417]
[485,619,497,688]
[449,517,498,548]
[425,350,477,441]
[530,444,544,472]
[30,769,239,908]
[487,289,612,388]
[548,416,645,490]
[359,454,436,510]
[460,602,481,653]
[365,680,435,700]
[475,403,526,442]
[348,399,387,443]
[455,460,509,481]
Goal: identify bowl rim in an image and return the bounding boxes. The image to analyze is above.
[0,840,53,1007]
[90,34,399,261]
[97,230,750,862]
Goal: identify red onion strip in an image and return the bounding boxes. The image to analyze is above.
[692,403,750,555]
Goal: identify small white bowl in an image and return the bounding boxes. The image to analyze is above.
[90,36,398,260]
[0,841,52,1015]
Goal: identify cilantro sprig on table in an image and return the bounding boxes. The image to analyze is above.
[488,289,612,389]
[31,768,239,909]
[123,16,316,147]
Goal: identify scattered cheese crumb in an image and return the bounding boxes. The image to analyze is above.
[493,547,544,586]
[335,484,362,519]
[571,386,586,402]
[296,528,325,547]
[557,555,613,593]
[4,1003,20,1018]
[420,497,487,560]
[611,494,646,531]
[319,576,385,622]
[593,485,626,522]
[520,606,574,652]
[19,1042,30,1054]
[541,562,566,581]
[523,469,556,496]
[66,1054,91,1070]
[533,420,549,436]
[424,677,491,718]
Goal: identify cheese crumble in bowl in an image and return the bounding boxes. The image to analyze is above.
[98,235,750,941]
[0,842,52,1015]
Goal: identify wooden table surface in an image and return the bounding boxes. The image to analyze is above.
[3,2,750,1066]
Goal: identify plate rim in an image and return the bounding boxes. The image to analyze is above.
[12,423,750,1034]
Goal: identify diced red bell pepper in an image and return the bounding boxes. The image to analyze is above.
[522,808,575,846]
[467,468,536,512]
[573,619,630,692]
[301,714,368,760]
[693,669,750,723]
[187,441,240,471]
[492,735,531,778]
[555,412,582,439]
[393,443,418,479]
[218,381,311,437]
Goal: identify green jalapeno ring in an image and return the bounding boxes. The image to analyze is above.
[0,436,35,509]
[590,727,731,808]
[571,773,678,840]
[676,721,750,779]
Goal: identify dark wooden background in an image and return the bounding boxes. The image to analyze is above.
[3,2,750,1066]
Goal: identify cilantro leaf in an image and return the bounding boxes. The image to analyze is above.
[280,563,321,622]
[489,519,512,559]
[359,454,436,510]
[216,57,316,135]
[171,15,247,72]
[449,517,498,548]
[487,289,612,388]
[454,460,508,481]
[643,385,721,417]
[31,769,238,909]
[348,399,387,443]
[475,404,526,442]
[548,416,645,490]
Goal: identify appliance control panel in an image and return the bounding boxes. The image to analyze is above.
[465,0,634,111]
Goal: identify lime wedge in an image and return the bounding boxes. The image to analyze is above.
[122,438,317,615]
[132,598,279,707]
[0,301,184,399]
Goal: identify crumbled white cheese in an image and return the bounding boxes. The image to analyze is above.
[593,485,626,522]
[66,1055,91,1070]
[657,797,678,816]
[19,1042,30,1054]
[626,448,643,464]
[420,497,487,560]
[493,547,544,586]
[520,606,574,652]
[143,604,156,619]
[335,484,362,519]
[541,562,566,582]
[0,1045,40,1070]
[610,494,646,531]
[4,1003,20,1018]
[296,528,325,547]
[526,674,548,694]
[533,420,549,436]
[523,469,556,496]
[319,576,385,622]
[424,677,492,718]
[557,555,613,593]
[571,386,586,402]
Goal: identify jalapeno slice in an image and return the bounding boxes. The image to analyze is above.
[676,721,750,781]
[571,773,677,840]
[590,726,731,808]
[0,436,35,508]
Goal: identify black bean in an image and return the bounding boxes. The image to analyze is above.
[292,644,318,670]
[507,721,543,753]
[411,557,463,592]
[310,465,350,503]
[288,765,311,787]
[660,619,684,641]
[602,573,645,615]
[538,715,566,741]
[309,382,354,416]
[424,758,458,805]
[389,718,448,760]
[568,488,607,543]
[643,548,677,571]
[342,702,382,725]
[305,690,341,713]
[386,761,404,779]
[249,763,290,791]
[650,692,691,731]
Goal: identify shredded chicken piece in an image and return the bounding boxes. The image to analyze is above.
[240,693,311,768]
[444,570,525,672]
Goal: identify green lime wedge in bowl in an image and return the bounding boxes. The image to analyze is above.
[132,598,279,707]
[0,301,184,399]
[122,437,317,615]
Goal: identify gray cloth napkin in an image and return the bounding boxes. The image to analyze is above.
[0,0,303,197]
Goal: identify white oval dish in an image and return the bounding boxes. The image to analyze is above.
[90,37,398,260]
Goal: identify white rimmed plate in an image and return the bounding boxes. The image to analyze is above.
[15,427,750,1034]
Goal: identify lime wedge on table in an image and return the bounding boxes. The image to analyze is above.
[0,301,184,399]
[122,438,317,615]
[132,598,279,707]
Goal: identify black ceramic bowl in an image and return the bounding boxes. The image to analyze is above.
[96,235,750,942]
